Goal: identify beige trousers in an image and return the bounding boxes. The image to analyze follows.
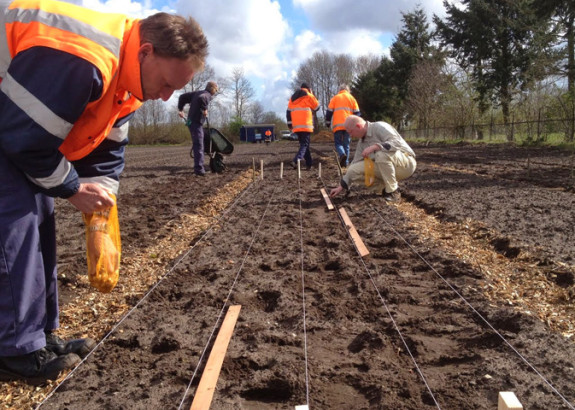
[346,150,416,193]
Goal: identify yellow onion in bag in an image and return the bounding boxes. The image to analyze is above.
[82,194,121,293]
[364,157,375,187]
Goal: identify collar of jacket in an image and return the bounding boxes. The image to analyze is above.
[117,19,143,101]
[290,88,310,102]
[361,121,372,141]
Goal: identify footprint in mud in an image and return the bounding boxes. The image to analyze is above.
[151,332,181,354]
[241,378,293,402]
[348,330,384,353]
[325,259,342,271]
[257,290,281,313]
[111,334,141,350]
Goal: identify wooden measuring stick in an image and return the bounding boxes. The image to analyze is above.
[498,392,523,410]
[190,305,242,410]
[320,188,334,210]
[338,207,369,257]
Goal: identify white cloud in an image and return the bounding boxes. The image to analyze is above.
[294,0,446,33]
[291,30,323,61]
[79,0,164,17]
[175,0,290,77]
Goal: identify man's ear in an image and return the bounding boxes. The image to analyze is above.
[138,43,153,63]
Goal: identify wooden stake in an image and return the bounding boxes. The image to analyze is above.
[318,162,322,178]
[320,188,334,210]
[280,162,284,179]
[252,158,255,181]
[498,392,523,409]
[334,150,343,178]
[338,207,369,257]
[190,305,242,410]
[260,160,264,180]
[297,159,301,179]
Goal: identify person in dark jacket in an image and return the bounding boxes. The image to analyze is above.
[178,81,218,176]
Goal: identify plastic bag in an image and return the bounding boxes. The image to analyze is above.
[82,194,121,293]
[364,157,375,187]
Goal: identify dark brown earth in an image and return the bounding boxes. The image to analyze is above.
[3,139,575,409]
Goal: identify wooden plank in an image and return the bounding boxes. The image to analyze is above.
[338,207,369,257]
[320,188,334,210]
[190,305,242,410]
[498,392,523,410]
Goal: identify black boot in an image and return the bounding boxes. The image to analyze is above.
[0,347,80,385]
[46,332,96,359]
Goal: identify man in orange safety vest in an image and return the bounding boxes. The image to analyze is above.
[0,0,208,383]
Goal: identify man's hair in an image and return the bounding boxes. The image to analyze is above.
[344,115,363,130]
[339,84,350,92]
[205,81,218,94]
[139,13,208,70]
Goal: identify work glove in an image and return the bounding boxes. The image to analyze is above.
[82,194,121,293]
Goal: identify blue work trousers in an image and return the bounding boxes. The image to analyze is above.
[0,149,58,356]
[293,132,312,168]
[334,130,351,165]
[189,123,205,175]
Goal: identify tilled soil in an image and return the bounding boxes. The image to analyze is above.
[4,140,575,409]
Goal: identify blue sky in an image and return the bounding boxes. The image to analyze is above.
[71,0,447,118]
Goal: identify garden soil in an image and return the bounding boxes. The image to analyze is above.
[2,139,575,409]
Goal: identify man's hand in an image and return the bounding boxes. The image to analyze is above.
[362,144,380,158]
[68,183,115,214]
[178,110,186,119]
[330,185,344,198]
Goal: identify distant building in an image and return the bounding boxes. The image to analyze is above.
[240,124,275,143]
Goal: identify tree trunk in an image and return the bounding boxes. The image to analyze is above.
[568,14,575,141]
[502,94,512,142]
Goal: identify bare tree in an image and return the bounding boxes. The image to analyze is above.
[355,54,382,78]
[230,66,255,121]
[435,64,483,139]
[334,54,355,89]
[182,64,216,93]
[131,100,168,140]
[248,101,265,124]
[291,51,380,120]
[406,59,448,137]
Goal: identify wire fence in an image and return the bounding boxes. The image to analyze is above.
[402,117,575,143]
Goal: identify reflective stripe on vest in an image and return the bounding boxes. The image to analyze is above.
[331,107,355,130]
[287,102,315,133]
[1,71,73,137]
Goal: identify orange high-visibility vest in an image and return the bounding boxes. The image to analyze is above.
[328,90,359,132]
[287,89,319,133]
[1,0,143,161]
